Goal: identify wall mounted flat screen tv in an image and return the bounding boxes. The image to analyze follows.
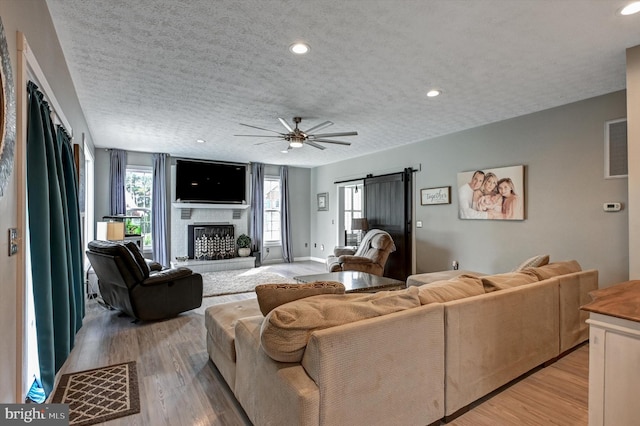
[175,159,247,203]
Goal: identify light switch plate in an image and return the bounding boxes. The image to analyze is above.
[8,228,18,256]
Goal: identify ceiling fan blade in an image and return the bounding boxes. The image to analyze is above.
[304,121,333,134]
[239,123,285,135]
[254,139,284,145]
[312,139,352,146]
[278,117,294,132]
[309,131,358,138]
[305,140,327,150]
[234,134,283,137]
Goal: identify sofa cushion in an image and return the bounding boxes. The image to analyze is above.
[205,298,262,362]
[417,274,485,304]
[512,254,550,271]
[260,287,421,362]
[125,241,150,279]
[481,270,539,293]
[255,281,345,316]
[406,270,485,287]
[526,260,582,280]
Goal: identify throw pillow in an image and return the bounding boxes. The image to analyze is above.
[526,260,582,280]
[417,274,485,304]
[125,241,150,279]
[512,254,550,271]
[481,270,539,293]
[260,287,421,363]
[255,281,346,316]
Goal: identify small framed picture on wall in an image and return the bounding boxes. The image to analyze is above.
[317,192,329,211]
[420,186,451,205]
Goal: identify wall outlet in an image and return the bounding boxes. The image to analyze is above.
[266,247,270,253]
[320,244,324,251]
[305,242,308,248]
[452,260,459,270]
[314,243,317,248]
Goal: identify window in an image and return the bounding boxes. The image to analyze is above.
[264,177,281,244]
[125,167,153,249]
[344,184,363,245]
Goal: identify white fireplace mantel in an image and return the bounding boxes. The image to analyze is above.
[172,202,250,210]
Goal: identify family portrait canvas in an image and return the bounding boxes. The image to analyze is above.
[457,165,525,220]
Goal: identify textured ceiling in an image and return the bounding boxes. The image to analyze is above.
[45,0,640,168]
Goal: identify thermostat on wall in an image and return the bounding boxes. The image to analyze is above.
[603,202,622,212]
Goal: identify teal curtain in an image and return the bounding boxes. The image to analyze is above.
[26,81,84,396]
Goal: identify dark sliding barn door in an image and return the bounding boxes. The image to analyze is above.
[364,169,412,281]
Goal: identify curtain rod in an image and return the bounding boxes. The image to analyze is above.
[104,148,171,156]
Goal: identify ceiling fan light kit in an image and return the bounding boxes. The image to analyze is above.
[236,116,357,151]
[289,42,310,54]
[619,1,640,15]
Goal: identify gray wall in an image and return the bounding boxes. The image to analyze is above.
[311,91,628,288]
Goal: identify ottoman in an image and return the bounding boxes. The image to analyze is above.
[205,298,262,392]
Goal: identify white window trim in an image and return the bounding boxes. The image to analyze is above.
[263,175,282,244]
[125,166,154,250]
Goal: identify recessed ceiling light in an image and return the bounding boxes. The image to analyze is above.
[289,43,310,55]
[280,149,289,154]
[196,139,206,143]
[620,2,640,15]
[426,89,441,97]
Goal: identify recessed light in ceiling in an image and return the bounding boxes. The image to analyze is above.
[289,43,310,55]
[619,1,640,15]
[427,89,441,97]
[281,149,289,154]
[196,139,206,143]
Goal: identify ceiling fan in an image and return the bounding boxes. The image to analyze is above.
[235,117,358,150]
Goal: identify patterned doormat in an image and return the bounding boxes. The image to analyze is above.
[51,361,140,426]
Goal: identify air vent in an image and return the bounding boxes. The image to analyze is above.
[605,118,627,179]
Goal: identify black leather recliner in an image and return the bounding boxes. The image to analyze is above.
[86,240,203,321]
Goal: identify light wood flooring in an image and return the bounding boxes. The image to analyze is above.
[58,261,589,425]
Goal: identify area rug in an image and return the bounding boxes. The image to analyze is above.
[202,267,297,297]
[51,361,140,426]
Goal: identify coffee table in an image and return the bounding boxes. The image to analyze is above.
[293,271,406,293]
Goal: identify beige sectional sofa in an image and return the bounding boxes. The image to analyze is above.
[204,260,597,425]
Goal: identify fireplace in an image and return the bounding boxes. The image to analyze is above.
[188,224,235,260]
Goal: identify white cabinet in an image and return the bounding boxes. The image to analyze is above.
[587,313,640,426]
[583,280,640,426]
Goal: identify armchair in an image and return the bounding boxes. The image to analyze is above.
[326,229,396,276]
[86,240,203,321]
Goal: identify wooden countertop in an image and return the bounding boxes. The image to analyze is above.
[581,280,640,323]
